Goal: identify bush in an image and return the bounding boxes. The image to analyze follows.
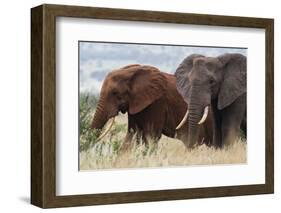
[79,92,127,152]
[79,93,100,152]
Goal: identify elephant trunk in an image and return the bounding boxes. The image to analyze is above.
[186,104,202,148]
[185,85,211,148]
[91,96,108,130]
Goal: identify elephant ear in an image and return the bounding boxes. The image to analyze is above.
[217,53,246,110]
[128,65,167,114]
[175,54,204,103]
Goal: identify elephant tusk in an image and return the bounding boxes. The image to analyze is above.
[97,117,115,141]
[176,109,189,130]
[198,106,209,125]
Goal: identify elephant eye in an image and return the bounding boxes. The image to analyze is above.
[123,90,129,97]
[209,78,215,85]
[112,90,118,96]
[206,62,215,71]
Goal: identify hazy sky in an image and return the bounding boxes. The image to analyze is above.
[79,42,247,94]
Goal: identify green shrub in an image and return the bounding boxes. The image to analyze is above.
[79,92,127,152]
[79,93,100,152]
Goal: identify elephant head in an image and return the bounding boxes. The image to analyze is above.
[91,64,167,134]
[175,53,246,148]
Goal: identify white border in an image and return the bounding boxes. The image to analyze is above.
[56,17,265,195]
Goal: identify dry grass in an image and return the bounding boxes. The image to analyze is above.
[80,113,247,170]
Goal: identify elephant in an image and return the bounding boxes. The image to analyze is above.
[91,64,213,148]
[175,53,246,148]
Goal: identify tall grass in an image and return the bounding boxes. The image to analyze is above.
[79,93,247,170]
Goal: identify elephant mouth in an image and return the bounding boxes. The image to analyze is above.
[97,117,115,141]
[176,105,209,130]
[120,103,129,114]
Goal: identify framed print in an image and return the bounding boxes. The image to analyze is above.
[31,4,274,208]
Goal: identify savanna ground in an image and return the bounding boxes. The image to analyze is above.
[79,93,247,170]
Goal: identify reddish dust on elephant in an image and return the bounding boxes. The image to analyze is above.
[91,64,213,148]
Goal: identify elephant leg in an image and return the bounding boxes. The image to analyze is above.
[221,94,246,147]
[135,100,165,145]
[221,123,239,147]
[120,115,138,150]
[201,124,211,146]
[130,115,145,144]
[198,125,208,145]
[240,110,247,138]
[142,123,162,144]
[211,100,222,148]
[200,110,214,146]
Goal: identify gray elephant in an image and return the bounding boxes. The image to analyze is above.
[175,53,246,148]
